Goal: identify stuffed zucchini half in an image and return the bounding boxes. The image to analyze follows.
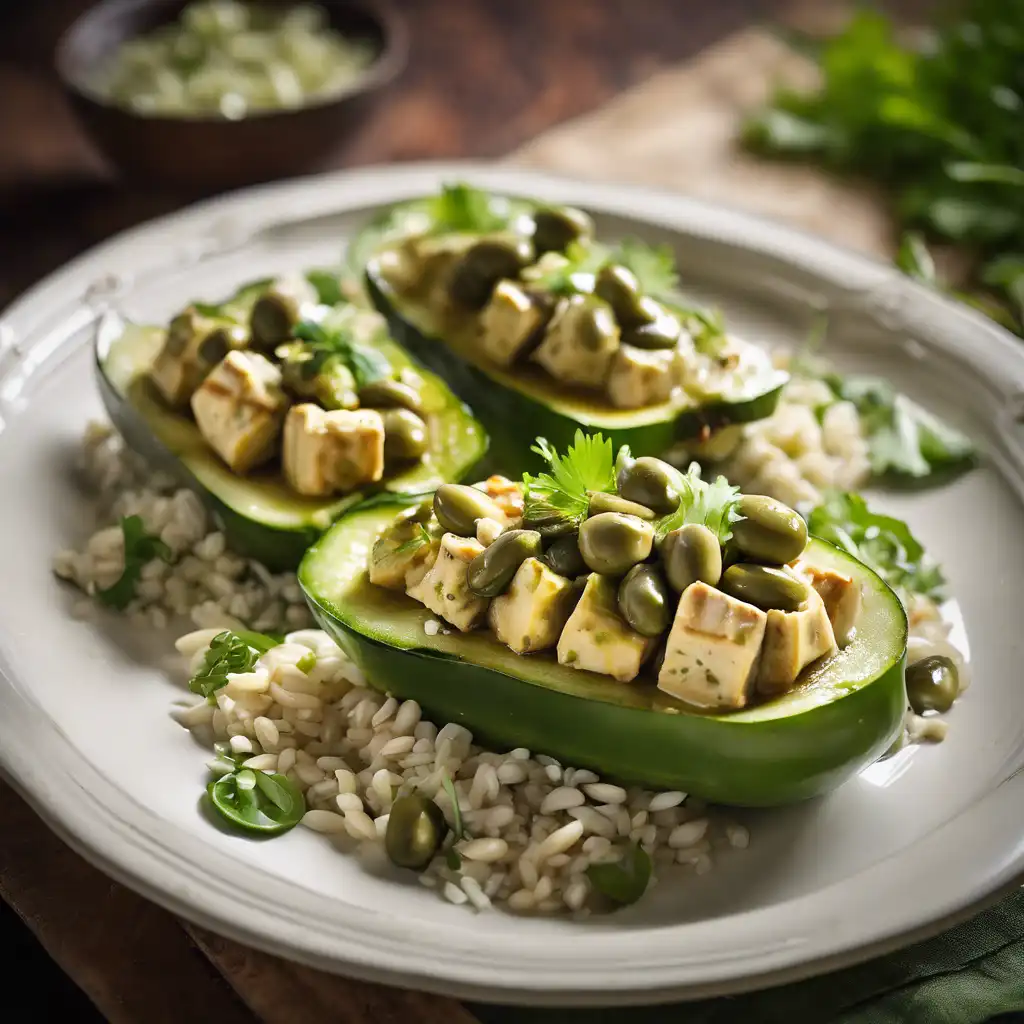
[354,185,787,472]
[300,434,907,806]
[96,274,487,571]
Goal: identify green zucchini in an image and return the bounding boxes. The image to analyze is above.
[95,282,488,572]
[353,195,787,473]
[299,497,908,807]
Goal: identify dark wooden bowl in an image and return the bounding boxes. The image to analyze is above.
[55,0,408,190]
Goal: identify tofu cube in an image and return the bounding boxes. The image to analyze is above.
[490,558,576,654]
[407,532,490,631]
[190,351,289,474]
[479,281,550,367]
[149,308,248,406]
[532,295,620,390]
[757,588,837,697]
[282,404,385,497]
[557,574,649,682]
[606,344,676,409]
[793,560,862,647]
[368,511,441,590]
[658,582,767,710]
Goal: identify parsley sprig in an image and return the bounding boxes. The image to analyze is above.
[189,630,280,703]
[96,515,172,610]
[526,242,607,297]
[522,431,617,530]
[427,183,508,235]
[610,238,680,296]
[292,316,391,390]
[654,462,743,544]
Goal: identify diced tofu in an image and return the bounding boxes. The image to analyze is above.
[757,588,837,697]
[606,344,676,409]
[407,532,490,631]
[190,351,289,473]
[479,281,550,367]
[532,295,620,390]
[557,574,649,682]
[472,474,524,522]
[490,558,576,654]
[282,404,385,497]
[793,560,862,647]
[368,511,441,590]
[149,308,248,406]
[658,582,767,710]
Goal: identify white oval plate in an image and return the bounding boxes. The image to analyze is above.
[1,164,1023,1007]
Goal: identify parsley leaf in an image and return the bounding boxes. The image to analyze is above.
[522,431,616,529]
[683,306,728,356]
[825,374,975,479]
[96,515,172,610]
[808,492,945,600]
[654,462,742,544]
[427,183,507,235]
[525,242,607,297]
[393,522,433,557]
[610,238,679,296]
[189,630,279,703]
[586,843,652,907]
[292,317,390,390]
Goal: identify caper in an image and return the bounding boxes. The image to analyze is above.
[385,794,447,870]
[588,491,655,520]
[594,264,647,326]
[532,206,594,255]
[543,533,587,578]
[522,510,579,539]
[731,494,808,566]
[617,564,672,637]
[661,523,723,593]
[197,323,248,366]
[617,456,680,514]
[467,529,543,597]
[622,302,682,350]
[381,409,429,462]
[249,277,317,350]
[433,484,506,537]
[719,564,809,612]
[358,378,424,415]
[906,655,959,714]
[578,512,654,576]
[448,238,533,310]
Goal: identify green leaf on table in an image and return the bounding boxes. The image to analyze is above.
[586,843,652,907]
[96,515,172,610]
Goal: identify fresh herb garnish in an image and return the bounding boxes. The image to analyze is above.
[586,843,652,907]
[895,231,938,286]
[610,238,680,297]
[96,515,172,610]
[305,269,346,307]
[427,183,507,235]
[292,316,390,390]
[527,241,607,297]
[440,773,466,870]
[808,491,945,600]
[824,374,975,479]
[684,306,728,357]
[207,768,305,836]
[296,650,317,674]
[393,522,433,557]
[189,630,279,703]
[522,431,616,530]
[655,462,742,544]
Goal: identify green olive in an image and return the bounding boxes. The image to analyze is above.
[661,524,723,593]
[578,512,655,576]
[731,494,808,565]
[381,409,429,462]
[279,348,358,410]
[433,484,506,537]
[616,456,680,514]
[622,302,682,350]
[588,491,655,520]
[522,510,579,539]
[543,533,587,578]
[448,238,533,310]
[358,378,424,415]
[385,794,447,870]
[617,564,672,637]
[720,564,809,612]
[467,530,543,597]
[165,309,199,356]
[906,655,959,714]
[532,206,594,255]
[249,277,317,350]
[594,264,647,326]
[197,323,248,366]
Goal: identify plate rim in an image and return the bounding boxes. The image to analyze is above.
[1,160,1023,1006]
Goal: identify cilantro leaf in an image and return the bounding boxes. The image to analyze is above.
[808,491,945,600]
[189,630,279,703]
[586,843,652,907]
[654,462,742,544]
[526,242,607,297]
[292,317,390,390]
[610,238,679,296]
[682,306,728,357]
[427,183,507,235]
[522,431,616,529]
[96,515,172,610]
[826,374,975,479]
